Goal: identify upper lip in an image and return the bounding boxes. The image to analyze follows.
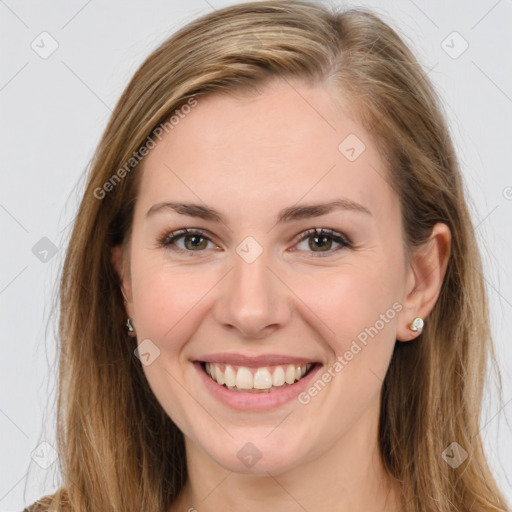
[195,353,321,367]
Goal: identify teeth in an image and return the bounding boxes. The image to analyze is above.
[254,368,272,389]
[272,366,285,386]
[285,365,295,385]
[224,365,236,387]
[204,362,313,391]
[235,367,253,389]
[214,365,225,385]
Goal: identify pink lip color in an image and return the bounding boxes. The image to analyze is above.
[193,361,322,411]
[196,353,319,368]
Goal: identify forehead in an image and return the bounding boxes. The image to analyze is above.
[135,78,397,223]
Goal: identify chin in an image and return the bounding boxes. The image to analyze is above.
[198,432,310,476]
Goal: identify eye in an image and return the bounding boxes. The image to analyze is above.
[292,228,352,256]
[158,228,217,254]
[158,227,352,257]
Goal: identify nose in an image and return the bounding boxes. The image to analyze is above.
[213,247,292,339]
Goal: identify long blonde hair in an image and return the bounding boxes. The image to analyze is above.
[29,1,508,511]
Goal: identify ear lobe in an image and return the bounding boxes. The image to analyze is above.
[396,223,451,342]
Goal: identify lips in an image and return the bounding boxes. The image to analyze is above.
[194,352,321,394]
[196,352,319,367]
[194,357,323,411]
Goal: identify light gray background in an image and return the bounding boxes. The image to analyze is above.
[1,0,511,510]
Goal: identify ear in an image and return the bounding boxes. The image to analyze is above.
[396,222,451,342]
[111,243,135,319]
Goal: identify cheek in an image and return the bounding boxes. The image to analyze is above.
[293,261,401,409]
[131,248,403,356]
[128,255,218,433]
[130,246,222,341]
[291,267,401,443]
[292,260,402,347]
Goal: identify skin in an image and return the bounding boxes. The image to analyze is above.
[112,78,451,512]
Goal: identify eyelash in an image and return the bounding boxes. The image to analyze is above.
[157,227,352,257]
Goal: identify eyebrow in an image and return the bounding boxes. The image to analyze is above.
[146,199,371,225]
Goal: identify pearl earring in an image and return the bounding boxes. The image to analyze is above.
[126,317,136,336]
[409,317,424,333]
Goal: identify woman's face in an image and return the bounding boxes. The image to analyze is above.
[114,78,416,475]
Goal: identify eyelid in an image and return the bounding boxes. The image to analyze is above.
[291,228,351,246]
[158,228,218,251]
[289,228,352,257]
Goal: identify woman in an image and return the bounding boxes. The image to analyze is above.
[25,1,509,511]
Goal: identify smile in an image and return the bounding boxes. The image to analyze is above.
[202,362,314,393]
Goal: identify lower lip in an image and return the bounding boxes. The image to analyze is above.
[193,361,322,411]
